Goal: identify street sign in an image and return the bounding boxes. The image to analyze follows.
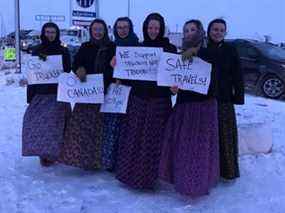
[35,15,66,22]
[4,47,16,61]
[71,0,98,27]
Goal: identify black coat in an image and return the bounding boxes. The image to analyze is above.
[127,38,177,99]
[26,44,71,103]
[206,42,244,104]
[177,42,244,105]
[73,41,116,92]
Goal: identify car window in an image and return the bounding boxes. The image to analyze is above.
[235,43,258,58]
[258,44,285,60]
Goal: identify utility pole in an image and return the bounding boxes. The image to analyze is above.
[96,0,100,18]
[15,0,21,73]
[127,0,130,18]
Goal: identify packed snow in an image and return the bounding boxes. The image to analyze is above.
[0,68,284,213]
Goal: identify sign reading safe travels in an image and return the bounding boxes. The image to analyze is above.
[157,52,212,95]
[72,0,97,27]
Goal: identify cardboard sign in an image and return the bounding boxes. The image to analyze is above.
[57,72,104,106]
[113,46,163,81]
[100,83,131,114]
[157,52,212,95]
[22,55,63,85]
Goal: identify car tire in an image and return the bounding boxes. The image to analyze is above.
[261,74,285,99]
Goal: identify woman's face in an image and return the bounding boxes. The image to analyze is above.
[44,27,57,42]
[184,23,199,41]
[209,23,226,43]
[147,19,160,40]
[116,21,130,39]
[91,23,105,40]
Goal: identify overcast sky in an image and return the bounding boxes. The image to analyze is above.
[0,0,284,42]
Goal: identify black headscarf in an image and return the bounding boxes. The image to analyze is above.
[89,18,111,47]
[40,22,61,47]
[113,17,139,46]
[142,13,167,46]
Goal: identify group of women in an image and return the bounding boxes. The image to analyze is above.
[22,12,244,198]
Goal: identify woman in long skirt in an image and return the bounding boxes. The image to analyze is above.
[22,22,71,166]
[159,20,220,197]
[115,13,177,189]
[101,17,139,170]
[206,19,244,180]
[60,19,115,170]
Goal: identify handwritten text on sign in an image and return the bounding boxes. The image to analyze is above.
[57,73,104,104]
[157,53,212,95]
[113,47,163,81]
[100,83,131,114]
[22,55,63,85]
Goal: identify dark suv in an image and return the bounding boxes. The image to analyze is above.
[228,39,285,99]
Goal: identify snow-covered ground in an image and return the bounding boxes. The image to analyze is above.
[0,71,285,213]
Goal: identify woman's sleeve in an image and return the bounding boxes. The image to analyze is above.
[62,47,71,73]
[72,44,86,72]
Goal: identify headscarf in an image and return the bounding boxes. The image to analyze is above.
[113,17,139,46]
[182,19,206,50]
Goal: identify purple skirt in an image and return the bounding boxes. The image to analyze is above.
[116,95,172,189]
[59,104,103,170]
[22,95,71,161]
[159,99,219,197]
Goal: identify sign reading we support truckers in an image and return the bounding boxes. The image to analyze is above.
[57,72,104,106]
[113,47,163,81]
[22,55,63,85]
[157,52,212,95]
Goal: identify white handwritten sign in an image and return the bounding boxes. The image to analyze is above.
[100,83,131,114]
[22,55,64,85]
[57,73,104,105]
[113,47,163,81]
[157,52,212,95]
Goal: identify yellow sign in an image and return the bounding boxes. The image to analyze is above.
[4,48,16,61]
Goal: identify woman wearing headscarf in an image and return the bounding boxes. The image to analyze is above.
[115,13,177,190]
[159,20,220,197]
[22,22,71,166]
[101,17,139,171]
[206,19,244,180]
[60,19,115,170]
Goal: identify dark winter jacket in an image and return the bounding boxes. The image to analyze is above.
[72,19,116,92]
[27,22,71,104]
[204,41,244,104]
[128,13,177,99]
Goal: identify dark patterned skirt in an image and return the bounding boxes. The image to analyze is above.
[218,102,240,180]
[59,104,103,170]
[115,95,172,189]
[22,94,71,161]
[159,99,219,197]
[101,113,122,170]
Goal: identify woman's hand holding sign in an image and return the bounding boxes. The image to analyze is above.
[76,66,87,82]
[110,56,116,68]
[181,47,199,61]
